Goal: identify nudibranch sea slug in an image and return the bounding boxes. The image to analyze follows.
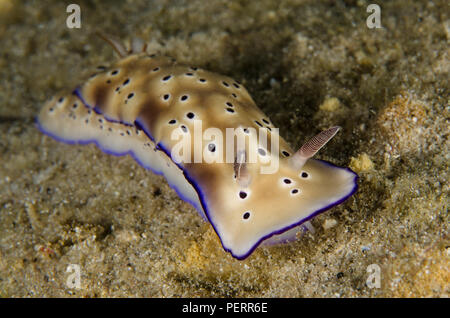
[37,36,358,259]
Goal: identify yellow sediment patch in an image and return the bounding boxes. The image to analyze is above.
[319,97,341,112]
[388,245,450,297]
[349,153,374,173]
[0,0,17,23]
[377,93,429,154]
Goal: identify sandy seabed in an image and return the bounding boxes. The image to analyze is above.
[0,0,448,297]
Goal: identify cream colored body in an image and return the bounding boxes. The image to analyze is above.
[38,52,357,259]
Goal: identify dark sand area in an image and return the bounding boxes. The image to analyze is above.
[0,0,448,297]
